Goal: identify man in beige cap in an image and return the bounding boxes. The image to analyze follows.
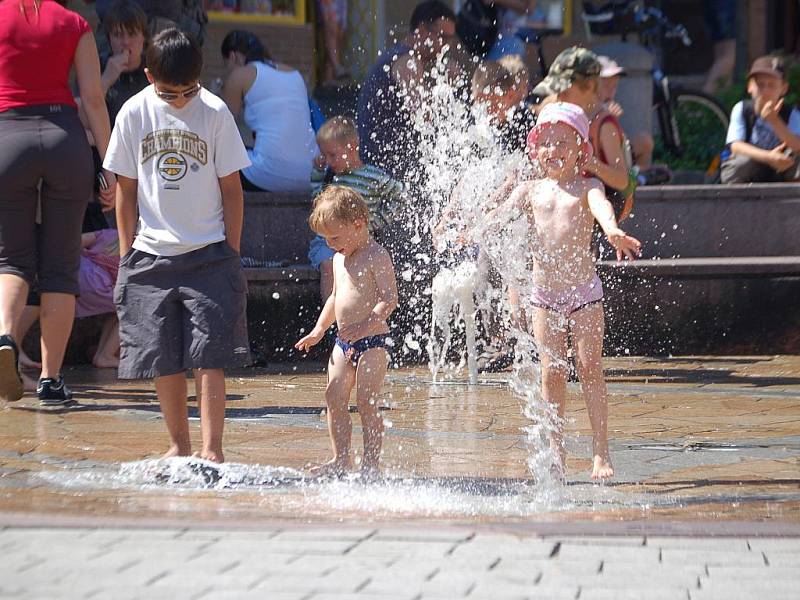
[722,55,800,183]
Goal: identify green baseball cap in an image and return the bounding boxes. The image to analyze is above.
[532,47,601,97]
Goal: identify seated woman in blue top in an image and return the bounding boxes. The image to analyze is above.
[220,30,319,192]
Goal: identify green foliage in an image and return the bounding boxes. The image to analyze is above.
[653,93,729,172]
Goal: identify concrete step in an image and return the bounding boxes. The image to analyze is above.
[241,184,800,265]
[628,183,800,259]
[598,256,800,278]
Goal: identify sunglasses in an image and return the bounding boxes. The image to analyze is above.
[154,83,202,102]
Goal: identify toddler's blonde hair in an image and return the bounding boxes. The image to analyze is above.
[316,115,359,146]
[308,185,369,233]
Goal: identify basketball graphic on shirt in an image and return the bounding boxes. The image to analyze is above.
[157,152,188,181]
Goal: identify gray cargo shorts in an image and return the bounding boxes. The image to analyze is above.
[115,241,250,379]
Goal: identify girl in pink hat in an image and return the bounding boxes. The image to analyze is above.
[489,101,641,480]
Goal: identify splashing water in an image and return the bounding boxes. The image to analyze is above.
[389,49,564,497]
[35,457,673,518]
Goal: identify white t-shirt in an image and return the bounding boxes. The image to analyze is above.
[104,86,251,256]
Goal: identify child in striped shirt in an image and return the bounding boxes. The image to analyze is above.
[308,116,405,299]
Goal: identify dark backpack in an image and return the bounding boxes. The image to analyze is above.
[456,0,498,57]
[742,98,794,144]
[146,0,208,47]
[179,0,208,47]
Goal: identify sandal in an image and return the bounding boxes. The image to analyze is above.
[0,334,24,402]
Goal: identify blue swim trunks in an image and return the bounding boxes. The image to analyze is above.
[335,334,393,367]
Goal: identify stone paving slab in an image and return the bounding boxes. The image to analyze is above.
[3,526,800,600]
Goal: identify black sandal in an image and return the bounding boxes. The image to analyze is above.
[0,334,24,402]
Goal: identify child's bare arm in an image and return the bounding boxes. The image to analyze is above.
[295,277,337,352]
[337,249,398,343]
[115,175,138,256]
[761,99,800,154]
[485,170,519,212]
[219,172,244,253]
[584,124,630,191]
[483,182,530,232]
[730,140,795,172]
[587,184,641,261]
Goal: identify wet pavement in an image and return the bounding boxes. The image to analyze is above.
[2,355,800,599]
[1,355,798,525]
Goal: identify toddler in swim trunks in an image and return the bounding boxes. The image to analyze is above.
[295,185,398,479]
[489,101,641,480]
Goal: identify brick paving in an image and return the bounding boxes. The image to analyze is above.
[2,525,799,600]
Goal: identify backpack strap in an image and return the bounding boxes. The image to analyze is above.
[742,99,756,143]
[779,101,795,124]
[589,110,623,165]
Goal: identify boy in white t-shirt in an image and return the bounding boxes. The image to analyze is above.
[104,28,252,463]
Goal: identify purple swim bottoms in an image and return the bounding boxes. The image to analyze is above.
[531,275,604,316]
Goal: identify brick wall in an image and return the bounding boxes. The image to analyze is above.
[67,4,316,89]
[204,22,316,88]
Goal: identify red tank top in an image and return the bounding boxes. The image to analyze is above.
[0,0,90,112]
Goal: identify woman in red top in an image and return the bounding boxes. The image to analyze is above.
[0,0,115,404]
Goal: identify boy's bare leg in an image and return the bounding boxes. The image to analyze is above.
[93,314,120,369]
[18,305,41,369]
[155,372,191,459]
[310,345,355,477]
[355,348,388,478]
[531,307,569,477]
[194,368,226,463]
[572,303,613,480]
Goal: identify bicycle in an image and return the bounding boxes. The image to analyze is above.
[580,0,730,175]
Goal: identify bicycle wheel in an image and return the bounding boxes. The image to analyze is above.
[654,89,729,173]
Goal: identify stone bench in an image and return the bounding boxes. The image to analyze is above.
[240,184,800,265]
[626,183,800,258]
[241,191,314,264]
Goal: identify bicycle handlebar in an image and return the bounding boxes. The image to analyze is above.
[581,1,692,46]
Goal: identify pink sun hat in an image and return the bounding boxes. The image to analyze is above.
[527,101,593,162]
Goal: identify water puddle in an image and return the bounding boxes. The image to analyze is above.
[32,456,680,519]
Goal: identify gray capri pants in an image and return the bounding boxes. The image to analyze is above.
[0,104,93,295]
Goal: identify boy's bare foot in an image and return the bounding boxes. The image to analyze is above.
[590,454,614,480]
[196,449,224,464]
[92,353,119,369]
[22,372,37,393]
[161,444,191,460]
[359,463,381,482]
[307,457,352,479]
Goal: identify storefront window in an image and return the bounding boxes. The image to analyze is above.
[205,0,306,25]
